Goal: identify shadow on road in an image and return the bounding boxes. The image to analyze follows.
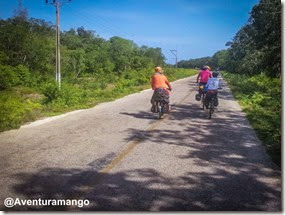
[6,164,280,211]
[120,111,154,120]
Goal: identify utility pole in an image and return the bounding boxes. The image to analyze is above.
[170,49,178,68]
[46,0,71,89]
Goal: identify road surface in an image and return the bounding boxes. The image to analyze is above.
[0,75,281,211]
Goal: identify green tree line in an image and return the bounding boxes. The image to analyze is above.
[0,15,165,90]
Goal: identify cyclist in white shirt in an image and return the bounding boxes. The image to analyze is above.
[205,71,221,108]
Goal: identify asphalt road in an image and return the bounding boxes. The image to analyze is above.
[0,75,281,211]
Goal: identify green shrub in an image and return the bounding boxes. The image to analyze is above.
[14,64,31,86]
[41,81,60,104]
[55,83,83,107]
[42,82,87,111]
[0,64,19,90]
[0,91,42,131]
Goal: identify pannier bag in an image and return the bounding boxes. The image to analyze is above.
[162,103,170,113]
[151,88,169,104]
[195,94,201,101]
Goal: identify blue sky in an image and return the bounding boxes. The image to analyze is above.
[0,0,260,64]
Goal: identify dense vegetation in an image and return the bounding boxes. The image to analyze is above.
[0,13,197,132]
[178,0,281,166]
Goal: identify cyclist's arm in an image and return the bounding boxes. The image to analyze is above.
[196,73,200,83]
[151,76,155,90]
[164,76,172,91]
[165,79,172,91]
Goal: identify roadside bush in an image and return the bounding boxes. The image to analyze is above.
[114,79,136,93]
[54,83,83,107]
[14,64,31,86]
[0,92,42,131]
[42,82,87,111]
[0,64,19,90]
[41,81,60,104]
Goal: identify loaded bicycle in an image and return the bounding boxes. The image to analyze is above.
[196,84,208,110]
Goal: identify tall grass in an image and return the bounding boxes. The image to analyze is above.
[222,72,281,166]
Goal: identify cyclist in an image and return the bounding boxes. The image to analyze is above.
[197,65,211,85]
[196,65,212,100]
[204,71,221,108]
[150,66,172,112]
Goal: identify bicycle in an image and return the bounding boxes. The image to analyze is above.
[204,91,218,119]
[155,101,166,119]
[197,84,207,110]
[151,88,171,119]
[208,95,215,119]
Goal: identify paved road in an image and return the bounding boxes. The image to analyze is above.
[0,75,281,211]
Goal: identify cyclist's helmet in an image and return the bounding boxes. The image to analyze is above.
[155,66,163,73]
[202,65,211,70]
[212,71,219,77]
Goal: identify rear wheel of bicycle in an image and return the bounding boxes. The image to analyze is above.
[209,99,214,119]
[202,93,205,110]
[158,111,163,119]
[158,103,163,119]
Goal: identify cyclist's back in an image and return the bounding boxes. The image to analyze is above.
[150,66,172,113]
[197,66,212,85]
[207,77,221,91]
[152,73,171,94]
[199,70,211,84]
[205,71,221,108]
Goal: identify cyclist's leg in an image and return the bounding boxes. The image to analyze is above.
[204,93,210,109]
[199,82,207,95]
[214,91,219,106]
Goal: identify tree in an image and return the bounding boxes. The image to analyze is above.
[225,0,281,76]
[109,36,135,74]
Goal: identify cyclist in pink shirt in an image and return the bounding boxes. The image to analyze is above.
[197,66,212,85]
[196,65,212,99]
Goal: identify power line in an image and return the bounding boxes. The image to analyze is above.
[66,7,118,36]
[65,5,136,41]
[82,8,136,40]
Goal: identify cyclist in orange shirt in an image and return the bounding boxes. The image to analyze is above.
[150,67,172,112]
[151,66,172,94]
